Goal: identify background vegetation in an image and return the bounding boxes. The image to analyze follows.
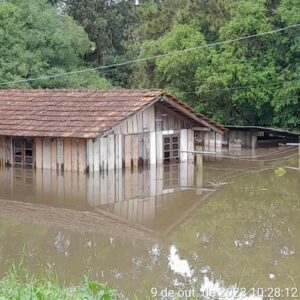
[0,0,299,129]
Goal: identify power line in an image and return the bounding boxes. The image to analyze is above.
[0,23,300,86]
[221,146,296,159]
[169,79,300,94]
[208,152,298,162]
[90,63,300,93]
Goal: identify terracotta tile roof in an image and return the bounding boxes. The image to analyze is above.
[0,89,224,138]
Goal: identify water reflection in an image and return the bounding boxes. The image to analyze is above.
[0,162,207,232]
[168,245,193,278]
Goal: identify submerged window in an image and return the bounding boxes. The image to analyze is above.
[163,135,180,163]
[13,139,33,168]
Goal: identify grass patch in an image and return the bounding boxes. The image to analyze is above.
[0,259,117,300]
[0,258,198,300]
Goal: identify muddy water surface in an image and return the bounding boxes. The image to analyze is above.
[0,147,299,298]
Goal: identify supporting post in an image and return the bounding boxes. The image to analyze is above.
[150,131,156,165]
[180,129,188,162]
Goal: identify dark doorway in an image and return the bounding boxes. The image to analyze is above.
[163,135,180,163]
[13,139,34,168]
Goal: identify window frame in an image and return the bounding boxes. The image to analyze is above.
[13,139,34,168]
[163,134,180,163]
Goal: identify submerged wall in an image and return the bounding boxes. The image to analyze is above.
[35,138,87,172]
[0,136,12,167]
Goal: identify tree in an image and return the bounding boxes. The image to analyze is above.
[132,24,210,110]
[135,0,232,42]
[195,0,278,125]
[54,0,137,87]
[132,0,300,130]
[0,3,30,86]
[0,0,111,88]
[271,0,300,130]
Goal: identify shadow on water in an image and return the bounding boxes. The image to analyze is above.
[0,147,299,297]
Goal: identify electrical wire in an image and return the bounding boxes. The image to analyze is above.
[208,153,298,184]
[207,152,299,162]
[175,79,300,94]
[0,23,299,86]
[218,146,296,159]
[198,147,297,162]
[189,147,298,161]
[100,65,299,94]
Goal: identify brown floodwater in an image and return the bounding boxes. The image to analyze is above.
[0,147,299,299]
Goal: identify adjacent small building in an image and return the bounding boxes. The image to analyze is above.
[0,89,224,172]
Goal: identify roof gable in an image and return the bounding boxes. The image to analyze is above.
[0,89,224,138]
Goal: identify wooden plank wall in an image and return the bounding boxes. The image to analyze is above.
[100,138,108,170]
[209,131,216,152]
[187,129,195,162]
[113,103,192,136]
[63,138,72,172]
[154,103,193,131]
[156,131,163,164]
[86,132,155,172]
[51,139,57,170]
[107,135,115,170]
[34,137,87,173]
[42,138,51,169]
[56,138,64,171]
[36,138,43,169]
[86,134,124,173]
[78,139,87,173]
[180,129,188,162]
[149,132,156,165]
[216,133,222,152]
[0,136,11,167]
[0,136,4,167]
[105,102,204,169]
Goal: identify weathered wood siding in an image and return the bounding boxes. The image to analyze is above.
[34,138,87,173]
[0,136,5,167]
[112,102,192,135]
[0,136,86,172]
[0,136,10,167]
[154,103,193,131]
[111,102,195,168]
[86,134,125,172]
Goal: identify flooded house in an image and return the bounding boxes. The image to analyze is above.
[0,89,224,172]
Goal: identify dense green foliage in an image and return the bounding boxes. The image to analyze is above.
[132,0,300,129]
[0,0,111,88]
[0,0,299,129]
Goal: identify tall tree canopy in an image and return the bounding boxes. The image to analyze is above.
[1,0,299,129]
[0,0,111,88]
[50,0,137,86]
[132,0,300,130]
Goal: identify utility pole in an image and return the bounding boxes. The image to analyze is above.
[287,137,300,170]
